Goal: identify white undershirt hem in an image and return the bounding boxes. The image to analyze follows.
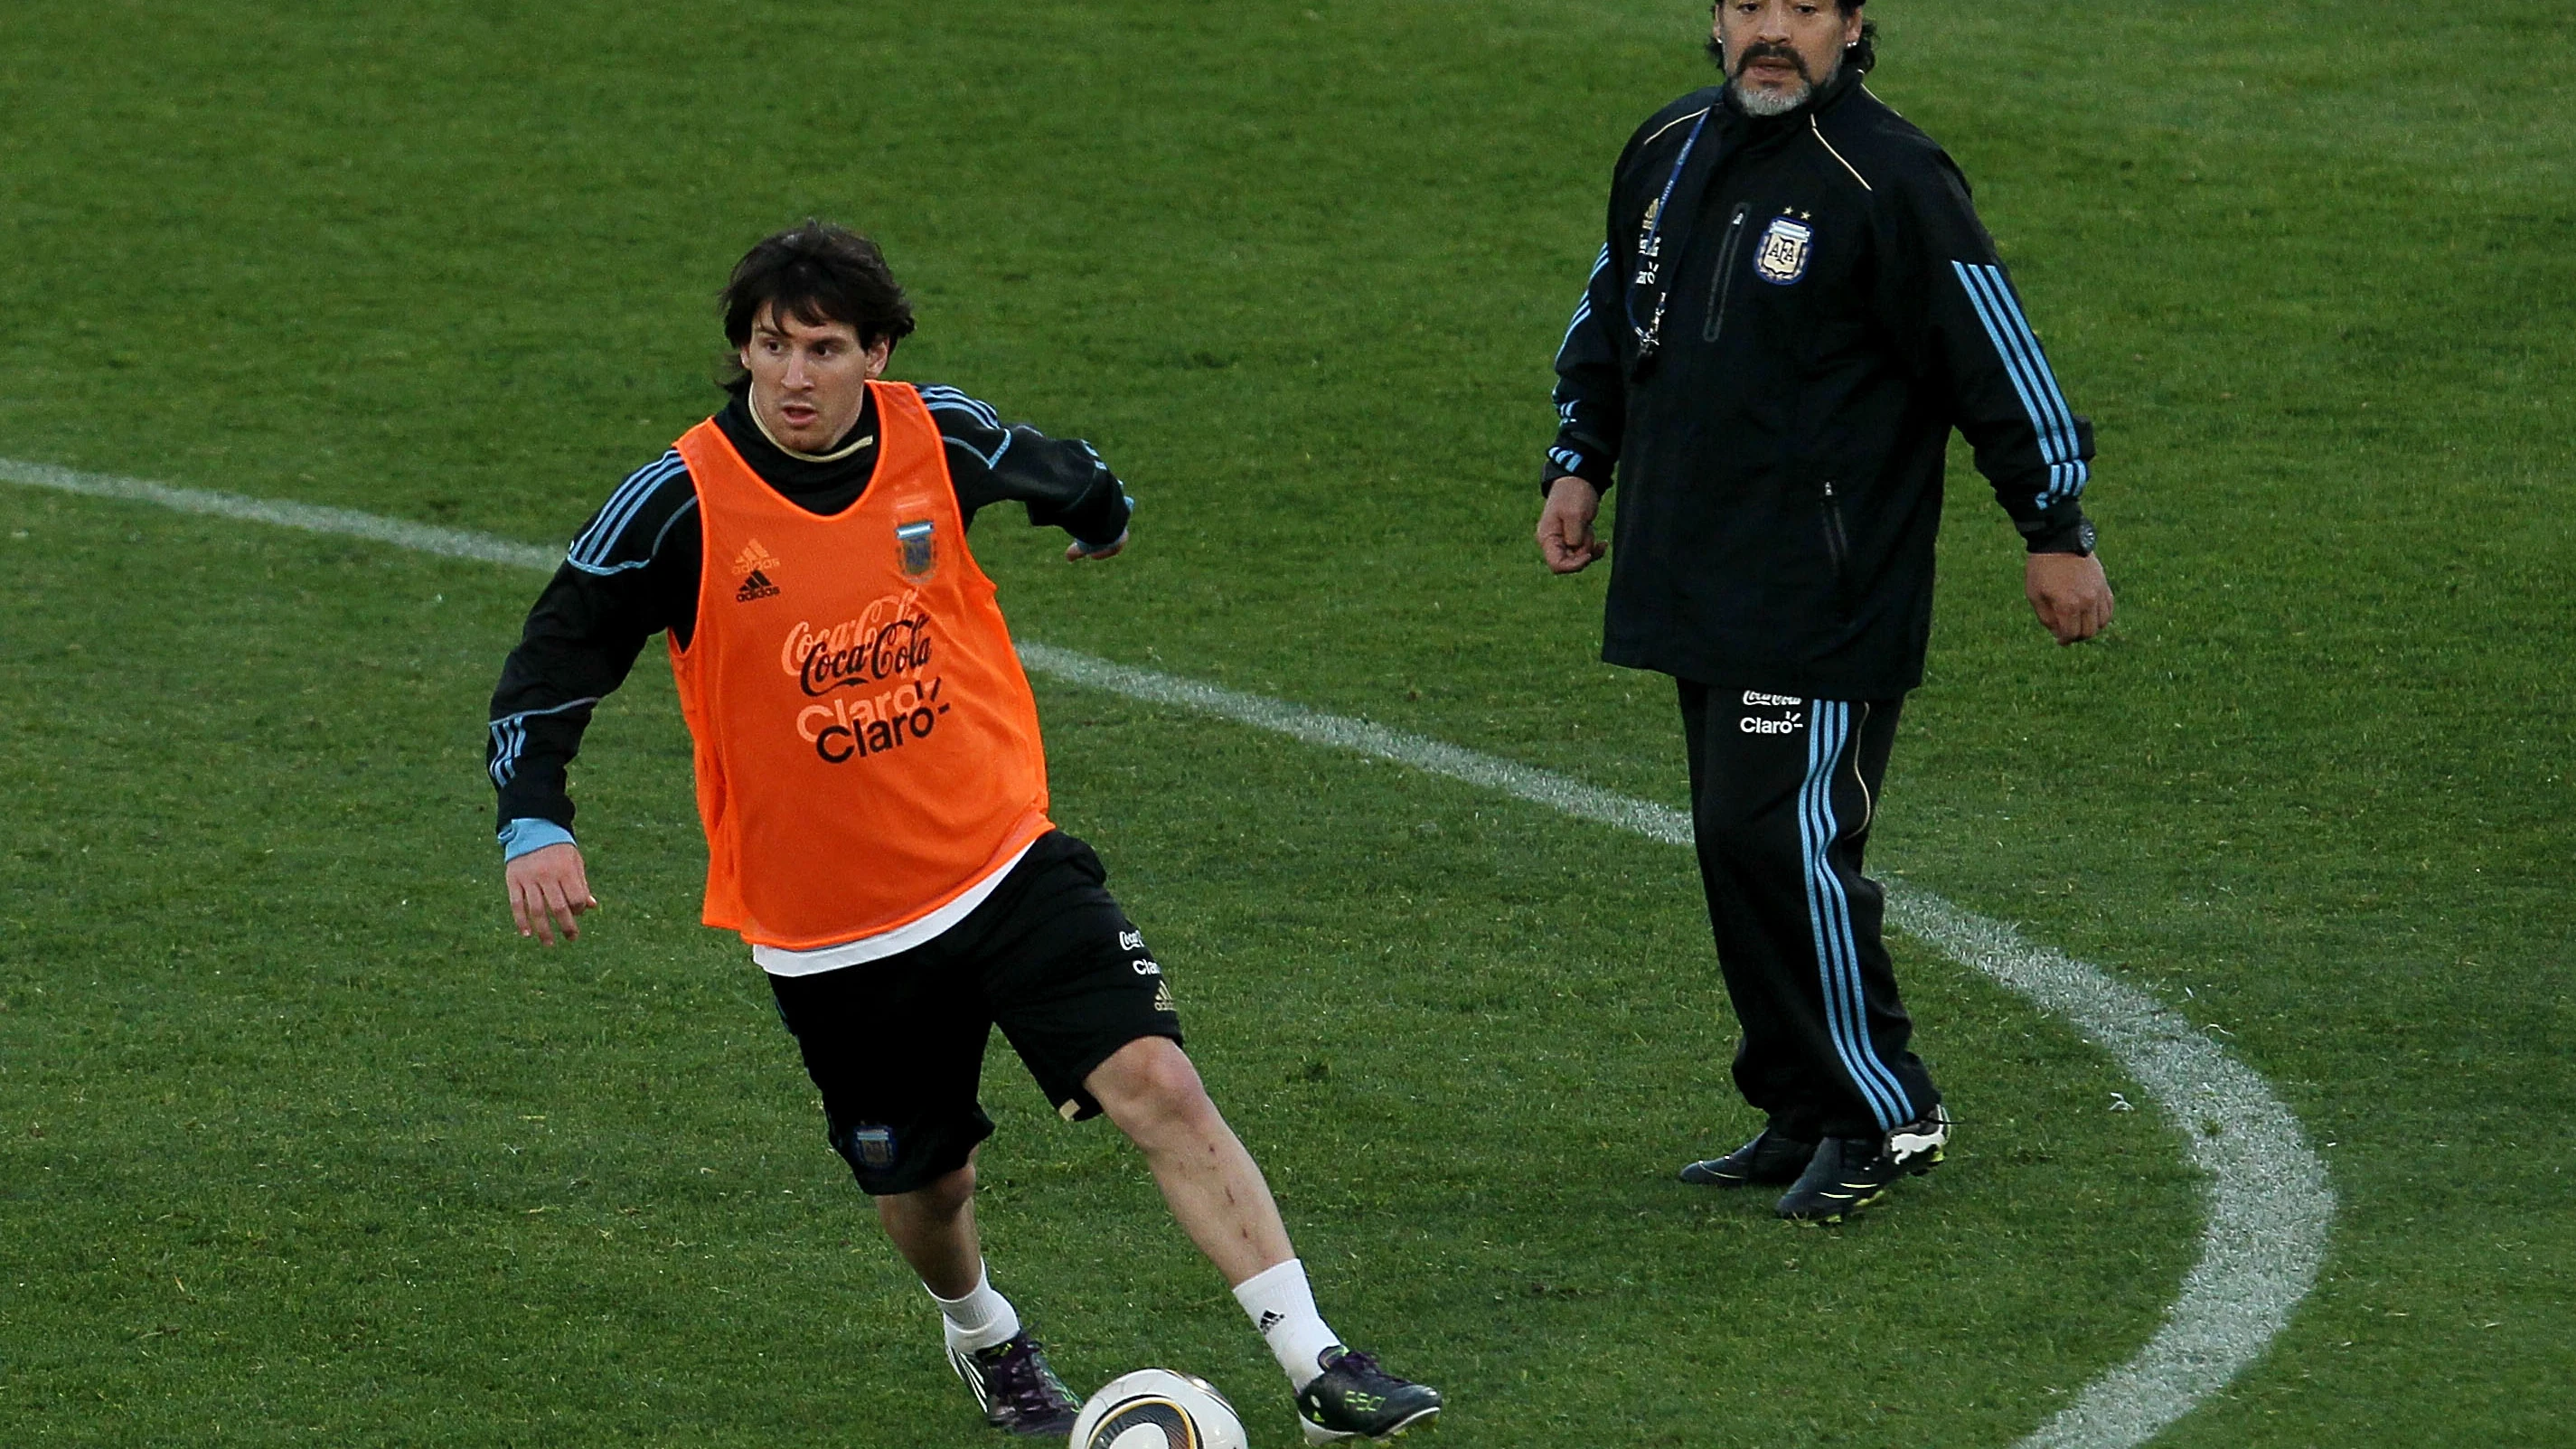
[752,841,1036,976]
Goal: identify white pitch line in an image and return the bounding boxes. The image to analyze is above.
[5,456,2333,1449]
[0,456,563,572]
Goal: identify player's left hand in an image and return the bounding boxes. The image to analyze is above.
[1066,530,1127,562]
[2026,550,2114,645]
[506,842,597,946]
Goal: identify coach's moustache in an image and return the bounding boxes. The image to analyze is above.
[1731,41,1812,81]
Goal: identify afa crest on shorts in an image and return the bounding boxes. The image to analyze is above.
[1754,215,1814,286]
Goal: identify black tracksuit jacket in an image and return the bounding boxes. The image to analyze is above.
[1546,67,2097,700]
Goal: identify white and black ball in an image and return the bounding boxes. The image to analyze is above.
[1071,1369,1247,1449]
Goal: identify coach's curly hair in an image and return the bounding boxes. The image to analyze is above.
[719,220,917,386]
[1845,14,1877,74]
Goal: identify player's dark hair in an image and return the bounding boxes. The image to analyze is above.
[719,220,917,372]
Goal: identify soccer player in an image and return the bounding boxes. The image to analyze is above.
[1536,1,2114,1222]
[487,221,1439,1442]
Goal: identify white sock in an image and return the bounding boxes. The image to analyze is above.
[1232,1257,1342,1391]
[928,1262,1022,1355]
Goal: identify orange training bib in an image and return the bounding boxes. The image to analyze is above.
[666,381,1052,948]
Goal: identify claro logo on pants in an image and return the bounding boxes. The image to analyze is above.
[1740,690,1805,735]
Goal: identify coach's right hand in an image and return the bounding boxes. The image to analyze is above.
[506,842,598,946]
[1537,475,1607,573]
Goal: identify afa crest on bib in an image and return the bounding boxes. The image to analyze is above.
[1754,216,1814,285]
[895,519,937,579]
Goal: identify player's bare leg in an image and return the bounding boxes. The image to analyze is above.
[1086,1037,1293,1282]
[1087,1036,1440,1441]
[878,1154,1078,1435]
[876,1159,982,1296]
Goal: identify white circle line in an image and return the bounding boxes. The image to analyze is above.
[3,456,2334,1448]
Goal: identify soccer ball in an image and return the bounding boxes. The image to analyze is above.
[1071,1369,1248,1449]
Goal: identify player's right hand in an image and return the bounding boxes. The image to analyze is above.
[506,842,598,946]
[1065,528,1128,562]
[1537,475,1607,574]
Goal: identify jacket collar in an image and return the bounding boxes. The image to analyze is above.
[714,385,881,503]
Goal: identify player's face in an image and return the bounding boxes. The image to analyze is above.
[1711,0,1862,115]
[738,306,890,454]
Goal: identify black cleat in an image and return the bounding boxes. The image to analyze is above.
[950,1329,1081,1437]
[1774,1105,1950,1224]
[1296,1346,1442,1443]
[1680,1128,1819,1187]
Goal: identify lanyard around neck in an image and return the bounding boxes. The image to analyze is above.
[1622,105,1714,363]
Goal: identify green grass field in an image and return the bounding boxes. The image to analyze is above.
[3,2,2570,1444]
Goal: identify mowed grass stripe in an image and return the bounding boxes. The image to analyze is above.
[3,459,2330,1449]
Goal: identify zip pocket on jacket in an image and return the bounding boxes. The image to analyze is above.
[1700,202,1753,343]
[1820,478,1855,595]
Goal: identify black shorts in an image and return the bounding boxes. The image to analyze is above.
[766,831,1182,1196]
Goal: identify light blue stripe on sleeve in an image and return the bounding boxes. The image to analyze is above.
[1951,262,2088,505]
[1554,246,1612,364]
[1985,272,2089,503]
[486,695,601,786]
[569,452,687,574]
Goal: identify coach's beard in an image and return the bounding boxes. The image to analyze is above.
[1708,37,1834,117]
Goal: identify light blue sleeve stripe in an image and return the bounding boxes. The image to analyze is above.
[918,386,1002,430]
[1553,247,1614,367]
[486,695,602,786]
[566,555,657,577]
[1957,264,2068,462]
[1980,266,2082,445]
[569,453,685,570]
[942,433,1008,470]
[1958,262,2086,495]
[1951,263,2084,504]
[487,717,526,786]
[1952,264,2066,464]
[645,494,700,556]
[1983,271,2089,503]
[569,454,676,564]
[1557,298,1594,359]
[498,818,576,860]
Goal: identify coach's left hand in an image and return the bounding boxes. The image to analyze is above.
[2026,551,2114,645]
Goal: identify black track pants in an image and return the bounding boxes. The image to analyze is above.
[1678,679,1940,1142]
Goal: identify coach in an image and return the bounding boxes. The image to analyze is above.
[1535,0,2113,1222]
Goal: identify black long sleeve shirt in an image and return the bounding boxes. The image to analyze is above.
[1546,69,2097,697]
[486,382,1132,836]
